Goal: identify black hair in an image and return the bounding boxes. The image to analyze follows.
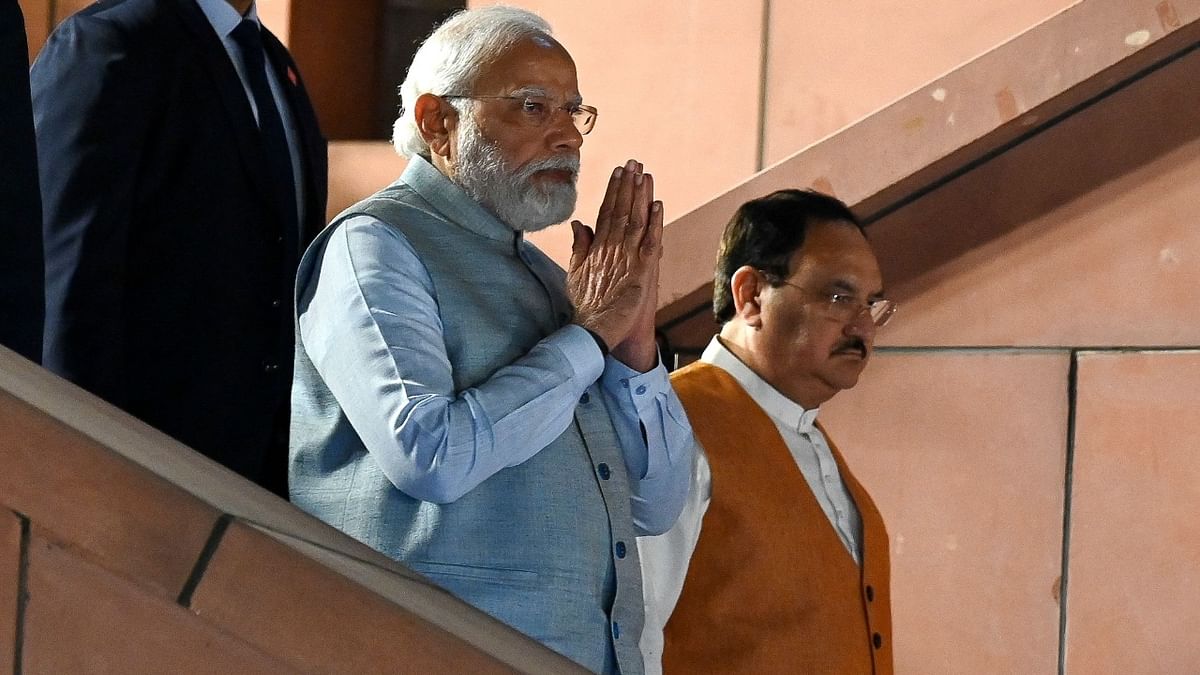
[713,189,862,322]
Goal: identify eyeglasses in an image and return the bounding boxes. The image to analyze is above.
[760,271,898,328]
[440,94,598,135]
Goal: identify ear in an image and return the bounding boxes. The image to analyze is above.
[414,93,457,159]
[730,265,765,329]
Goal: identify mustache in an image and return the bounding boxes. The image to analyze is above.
[832,337,868,356]
[514,154,581,182]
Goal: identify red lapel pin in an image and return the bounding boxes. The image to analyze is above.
[287,66,298,86]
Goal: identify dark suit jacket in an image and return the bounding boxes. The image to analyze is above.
[0,0,43,363]
[32,0,327,495]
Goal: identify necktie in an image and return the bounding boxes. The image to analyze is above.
[230,20,298,243]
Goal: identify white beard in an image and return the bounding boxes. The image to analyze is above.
[453,112,579,232]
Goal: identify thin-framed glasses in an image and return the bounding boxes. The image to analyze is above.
[440,94,598,135]
[760,271,898,327]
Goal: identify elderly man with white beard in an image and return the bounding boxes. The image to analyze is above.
[289,7,695,674]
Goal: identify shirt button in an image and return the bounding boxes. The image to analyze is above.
[865,585,875,602]
[873,632,883,649]
[597,463,611,480]
[620,378,629,389]
[615,541,627,559]
[579,392,590,405]
[634,384,647,395]
[612,622,621,640]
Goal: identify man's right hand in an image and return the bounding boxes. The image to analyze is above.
[567,159,664,355]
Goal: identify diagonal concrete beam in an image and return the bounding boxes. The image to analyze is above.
[659,0,1200,328]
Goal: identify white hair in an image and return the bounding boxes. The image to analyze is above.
[453,109,579,231]
[392,6,554,158]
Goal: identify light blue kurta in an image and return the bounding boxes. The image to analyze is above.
[290,155,694,674]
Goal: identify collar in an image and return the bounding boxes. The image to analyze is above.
[400,154,519,244]
[194,0,259,38]
[700,336,820,434]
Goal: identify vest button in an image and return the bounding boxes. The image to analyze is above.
[597,463,611,480]
[579,392,590,405]
[865,585,875,602]
[615,541,627,559]
[873,632,883,649]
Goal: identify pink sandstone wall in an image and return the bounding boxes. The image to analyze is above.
[654,4,1200,670]
[470,0,1079,263]
[16,0,1080,254]
[16,1,1196,672]
[820,36,1200,674]
[822,352,1070,672]
[1067,351,1200,672]
[0,356,585,673]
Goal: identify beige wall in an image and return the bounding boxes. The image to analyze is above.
[649,2,1200,672]
[816,34,1200,674]
[1067,351,1200,673]
[822,352,1070,672]
[761,0,1081,164]
[0,352,585,673]
[466,0,1078,262]
[469,0,767,262]
[18,1,1196,672]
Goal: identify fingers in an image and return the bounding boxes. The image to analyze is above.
[642,199,664,261]
[595,159,638,246]
[568,220,594,272]
[593,165,624,245]
[606,159,638,243]
[627,171,652,249]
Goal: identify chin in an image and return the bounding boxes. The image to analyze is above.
[824,365,866,392]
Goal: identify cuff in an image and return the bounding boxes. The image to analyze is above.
[553,324,607,385]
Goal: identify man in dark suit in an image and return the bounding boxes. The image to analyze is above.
[32,0,327,497]
[0,0,43,363]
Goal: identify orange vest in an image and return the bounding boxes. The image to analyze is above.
[663,362,893,674]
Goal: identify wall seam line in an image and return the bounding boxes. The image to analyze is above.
[669,345,1200,356]
[13,512,30,675]
[176,513,233,608]
[1057,350,1080,675]
[754,0,771,173]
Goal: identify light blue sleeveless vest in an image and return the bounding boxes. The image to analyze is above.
[290,156,644,675]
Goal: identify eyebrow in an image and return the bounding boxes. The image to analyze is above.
[509,86,584,105]
[828,278,886,300]
[509,86,547,98]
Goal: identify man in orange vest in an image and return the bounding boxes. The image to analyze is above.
[639,189,897,674]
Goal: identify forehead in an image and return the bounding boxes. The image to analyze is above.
[789,220,882,291]
[472,36,580,96]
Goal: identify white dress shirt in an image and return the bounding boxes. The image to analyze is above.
[637,336,863,674]
[194,0,306,230]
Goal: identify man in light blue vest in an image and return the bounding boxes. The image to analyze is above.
[289,7,695,674]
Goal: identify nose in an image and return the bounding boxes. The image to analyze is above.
[549,112,584,151]
[844,308,877,340]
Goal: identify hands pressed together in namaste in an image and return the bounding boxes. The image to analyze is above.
[567,158,664,373]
